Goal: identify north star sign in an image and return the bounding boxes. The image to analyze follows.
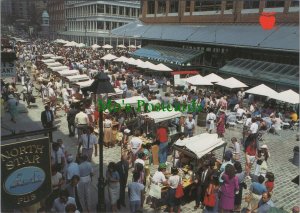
[1,62,16,78]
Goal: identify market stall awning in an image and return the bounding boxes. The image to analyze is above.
[65,74,90,82]
[216,77,248,89]
[114,56,129,63]
[174,133,226,159]
[102,44,113,49]
[101,53,118,61]
[50,66,69,72]
[153,63,173,72]
[41,59,55,63]
[42,54,55,59]
[46,62,63,67]
[91,44,101,49]
[142,110,182,123]
[117,44,127,49]
[132,44,202,64]
[204,73,224,83]
[75,79,94,88]
[245,84,278,98]
[114,96,148,108]
[51,56,65,60]
[275,89,300,104]
[185,75,212,86]
[219,58,299,88]
[64,41,78,47]
[171,71,199,75]
[56,69,79,76]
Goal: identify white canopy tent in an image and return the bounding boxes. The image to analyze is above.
[137,45,141,49]
[174,133,226,159]
[50,66,69,72]
[204,73,224,83]
[102,44,113,49]
[65,74,90,82]
[135,59,145,67]
[46,62,63,67]
[127,57,137,65]
[216,77,248,89]
[42,59,55,63]
[91,44,101,49]
[128,45,136,49]
[245,84,278,98]
[76,43,86,48]
[101,54,118,61]
[108,88,124,97]
[56,70,79,76]
[53,39,68,44]
[42,54,55,59]
[51,56,65,60]
[114,96,148,108]
[64,41,78,47]
[75,79,94,88]
[185,75,213,86]
[142,110,182,123]
[275,89,300,104]
[144,61,157,70]
[114,56,129,63]
[153,63,173,72]
[117,44,127,48]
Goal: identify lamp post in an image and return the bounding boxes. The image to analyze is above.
[83,72,115,212]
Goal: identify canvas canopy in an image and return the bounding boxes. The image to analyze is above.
[245,84,278,98]
[64,41,78,47]
[275,89,300,104]
[75,79,94,88]
[127,57,137,65]
[65,74,90,82]
[114,56,129,63]
[142,110,182,123]
[185,75,212,86]
[42,54,55,58]
[117,44,127,48]
[216,77,248,89]
[114,96,148,108]
[91,44,101,49]
[46,62,63,67]
[50,66,69,72]
[51,56,65,60]
[76,43,86,48]
[101,54,118,61]
[174,133,226,159]
[102,44,113,49]
[56,70,79,76]
[108,88,124,97]
[42,59,55,63]
[153,63,173,72]
[204,73,224,83]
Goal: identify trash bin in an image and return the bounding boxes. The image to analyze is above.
[293,146,299,166]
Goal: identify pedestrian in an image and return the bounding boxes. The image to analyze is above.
[219,164,239,213]
[6,94,18,123]
[67,104,79,137]
[167,167,181,213]
[116,153,129,209]
[51,142,65,173]
[129,130,143,168]
[255,192,275,213]
[265,172,275,194]
[157,122,169,164]
[22,81,33,108]
[78,155,93,212]
[216,109,226,138]
[106,162,120,213]
[41,104,54,142]
[65,155,80,183]
[203,174,219,213]
[77,126,98,162]
[234,162,246,212]
[128,171,145,213]
[206,108,216,134]
[75,107,89,138]
[51,189,77,213]
[103,113,113,148]
[231,137,241,161]
[64,175,80,199]
[184,114,196,137]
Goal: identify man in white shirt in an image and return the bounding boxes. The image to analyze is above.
[51,142,65,172]
[51,189,77,213]
[206,109,216,134]
[78,126,98,161]
[130,130,143,166]
[75,107,89,138]
[152,163,168,185]
[244,118,259,151]
[185,115,196,137]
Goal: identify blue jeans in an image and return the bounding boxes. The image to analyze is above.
[130,200,141,213]
[187,129,193,137]
[159,142,168,164]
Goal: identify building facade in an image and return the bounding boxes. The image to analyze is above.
[58,0,140,46]
[47,0,66,40]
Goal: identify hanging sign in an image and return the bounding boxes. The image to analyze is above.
[1,61,16,78]
[1,138,51,210]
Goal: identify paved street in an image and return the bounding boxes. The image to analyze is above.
[1,84,299,213]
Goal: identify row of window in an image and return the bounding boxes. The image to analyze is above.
[148,0,299,14]
[67,21,127,31]
[66,4,139,18]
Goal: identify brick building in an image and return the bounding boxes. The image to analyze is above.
[112,0,299,90]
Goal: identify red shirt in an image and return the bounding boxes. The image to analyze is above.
[265,181,274,192]
[156,127,168,143]
[246,143,256,156]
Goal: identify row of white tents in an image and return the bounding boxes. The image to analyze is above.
[184,73,299,104]
[53,39,140,49]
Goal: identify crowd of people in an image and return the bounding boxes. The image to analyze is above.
[1,34,299,213]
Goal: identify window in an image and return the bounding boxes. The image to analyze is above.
[119,7,124,15]
[112,6,117,14]
[291,0,299,7]
[185,0,191,12]
[200,0,221,11]
[126,7,130,16]
[266,0,285,8]
[243,0,260,9]
[106,5,110,14]
[97,21,104,30]
[157,0,166,14]
[194,0,201,11]
[147,0,155,14]
[170,0,179,13]
[226,0,233,10]
[112,22,118,29]
[106,22,111,30]
[131,8,136,16]
[97,4,104,13]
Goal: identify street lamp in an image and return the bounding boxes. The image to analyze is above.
[83,72,115,212]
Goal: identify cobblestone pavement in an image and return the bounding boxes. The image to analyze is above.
[1,84,299,212]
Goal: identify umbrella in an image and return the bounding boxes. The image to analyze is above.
[76,43,86,48]
[216,77,248,89]
[102,44,113,49]
[204,73,224,83]
[114,56,129,63]
[275,89,300,104]
[91,44,101,49]
[117,44,126,48]
[64,41,78,47]
[128,45,136,49]
[127,57,137,65]
[245,84,278,98]
[185,75,213,86]
[137,45,141,48]
[153,63,173,72]
[101,53,118,61]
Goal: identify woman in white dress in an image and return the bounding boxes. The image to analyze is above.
[206,108,217,134]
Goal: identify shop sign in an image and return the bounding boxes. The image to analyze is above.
[1,138,51,209]
[1,62,16,78]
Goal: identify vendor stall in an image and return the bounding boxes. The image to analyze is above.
[50,66,69,72]
[56,69,79,77]
[46,62,63,68]
[42,54,55,59]
[65,74,90,83]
